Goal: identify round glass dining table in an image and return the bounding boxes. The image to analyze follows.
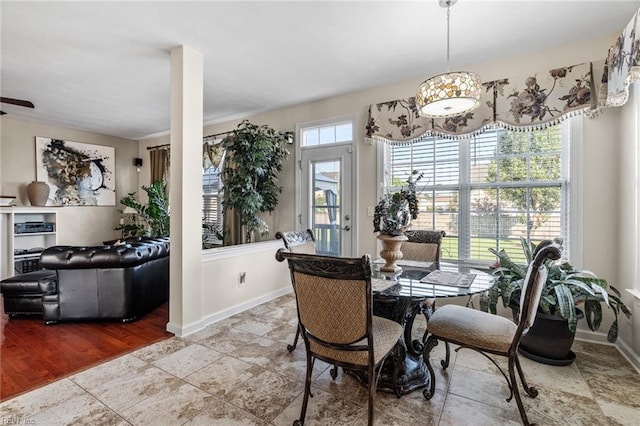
[347,260,495,397]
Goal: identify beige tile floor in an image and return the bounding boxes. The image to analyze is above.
[1,293,639,425]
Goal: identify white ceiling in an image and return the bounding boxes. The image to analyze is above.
[1,1,639,140]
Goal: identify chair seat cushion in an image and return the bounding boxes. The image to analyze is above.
[428,304,516,354]
[310,316,403,366]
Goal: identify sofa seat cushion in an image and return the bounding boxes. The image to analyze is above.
[0,270,57,295]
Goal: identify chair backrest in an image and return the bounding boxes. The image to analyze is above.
[275,249,373,348]
[275,229,316,254]
[517,240,562,333]
[401,230,446,262]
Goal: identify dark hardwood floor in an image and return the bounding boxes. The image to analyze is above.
[0,298,171,402]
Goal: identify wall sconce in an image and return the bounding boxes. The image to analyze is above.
[134,157,142,173]
[285,132,294,145]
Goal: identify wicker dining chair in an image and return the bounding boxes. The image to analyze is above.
[275,229,317,352]
[422,240,562,425]
[275,249,403,426]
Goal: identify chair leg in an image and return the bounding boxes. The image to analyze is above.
[422,335,439,400]
[367,361,376,425]
[287,324,300,352]
[514,353,538,398]
[441,342,451,369]
[508,355,532,426]
[294,352,314,426]
[330,364,339,379]
[422,299,450,369]
[465,294,475,309]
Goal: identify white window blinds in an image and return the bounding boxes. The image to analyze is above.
[383,121,571,263]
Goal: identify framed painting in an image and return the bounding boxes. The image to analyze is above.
[35,137,115,206]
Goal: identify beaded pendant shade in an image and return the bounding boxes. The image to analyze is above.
[416,0,482,118]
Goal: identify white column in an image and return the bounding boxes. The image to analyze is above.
[167,45,203,335]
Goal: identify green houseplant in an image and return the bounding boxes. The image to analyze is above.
[373,170,423,272]
[116,180,170,238]
[483,237,631,345]
[373,170,423,236]
[221,119,291,244]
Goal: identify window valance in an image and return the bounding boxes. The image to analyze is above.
[368,7,640,144]
[598,8,640,109]
[366,62,594,144]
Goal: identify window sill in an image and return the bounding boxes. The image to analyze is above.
[625,288,640,302]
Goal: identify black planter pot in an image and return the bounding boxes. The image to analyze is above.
[517,309,584,366]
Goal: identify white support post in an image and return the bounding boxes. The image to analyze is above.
[167,45,203,335]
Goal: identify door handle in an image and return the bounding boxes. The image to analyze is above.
[342,225,351,231]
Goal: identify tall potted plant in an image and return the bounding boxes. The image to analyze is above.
[483,237,631,365]
[116,180,170,238]
[373,170,422,272]
[221,119,291,244]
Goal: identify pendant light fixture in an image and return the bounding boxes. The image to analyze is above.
[416,0,482,118]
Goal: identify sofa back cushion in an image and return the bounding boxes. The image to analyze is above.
[40,237,170,270]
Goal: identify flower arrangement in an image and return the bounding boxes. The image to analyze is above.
[373,170,423,236]
[483,237,631,342]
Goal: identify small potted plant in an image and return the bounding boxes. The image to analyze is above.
[373,170,422,271]
[482,237,631,365]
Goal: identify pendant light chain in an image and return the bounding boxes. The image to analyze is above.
[446,3,450,73]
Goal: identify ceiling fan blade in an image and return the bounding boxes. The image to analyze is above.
[0,97,34,108]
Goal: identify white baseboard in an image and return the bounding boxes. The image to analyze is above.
[575,329,609,344]
[575,331,640,375]
[202,286,292,328]
[166,319,206,338]
[164,286,292,337]
[616,338,640,375]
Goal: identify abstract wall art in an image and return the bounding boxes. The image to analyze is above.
[35,137,115,206]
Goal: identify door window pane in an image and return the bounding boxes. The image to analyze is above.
[301,121,353,147]
[312,160,341,256]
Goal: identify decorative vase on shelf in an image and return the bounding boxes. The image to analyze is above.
[377,233,408,272]
[27,181,50,206]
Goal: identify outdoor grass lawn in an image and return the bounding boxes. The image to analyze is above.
[441,236,532,263]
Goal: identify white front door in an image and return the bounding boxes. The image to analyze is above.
[297,117,356,257]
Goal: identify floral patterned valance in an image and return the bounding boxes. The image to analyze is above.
[366,62,593,144]
[598,8,640,108]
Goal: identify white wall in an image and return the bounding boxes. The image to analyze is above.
[617,83,640,361]
[199,241,290,324]
[0,116,139,245]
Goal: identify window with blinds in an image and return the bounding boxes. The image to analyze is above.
[383,121,571,264]
[202,151,225,247]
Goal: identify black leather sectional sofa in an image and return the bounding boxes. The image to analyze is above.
[0,237,170,324]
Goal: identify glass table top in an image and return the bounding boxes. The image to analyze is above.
[372,260,495,299]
